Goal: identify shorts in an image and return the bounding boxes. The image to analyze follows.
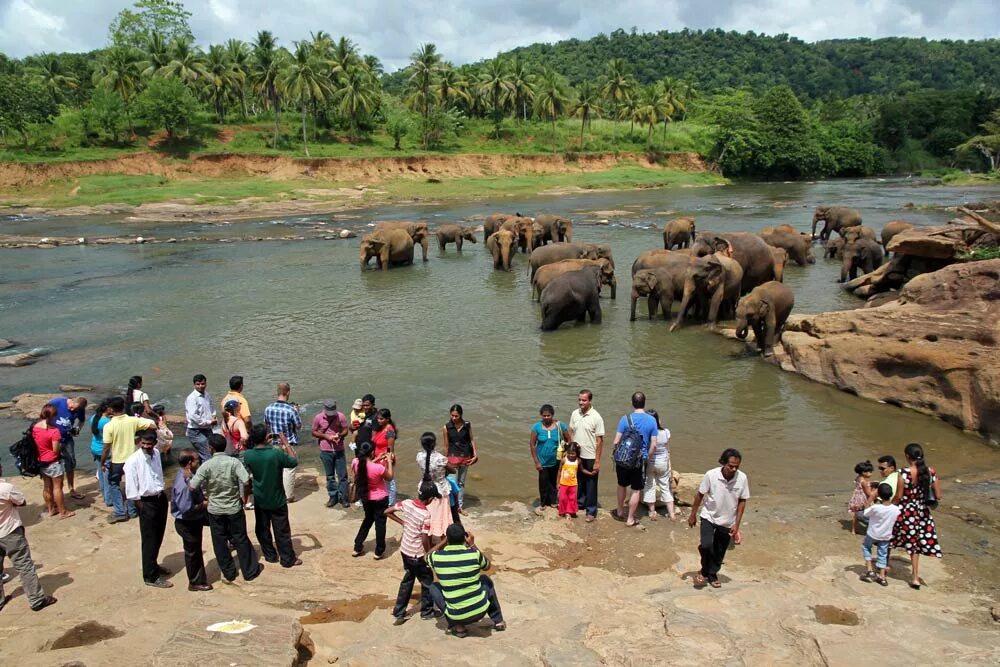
[60,436,77,472]
[41,460,66,477]
[615,463,645,491]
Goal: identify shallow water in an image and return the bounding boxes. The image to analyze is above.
[1,177,999,505]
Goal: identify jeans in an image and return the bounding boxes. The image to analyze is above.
[578,458,599,517]
[107,462,138,519]
[174,517,208,586]
[93,454,113,506]
[354,497,389,556]
[428,575,505,627]
[0,527,46,607]
[137,492,168,582]
[450,464,470,508]
[319,449,348,504]
[186,428,212,462]
[393,553,435,618]
[863,535,890,569]
[254,505,297,566]
[388,479,397,505]
[538,466,559,507]
[698,518,732,582]
[208,511,260,582]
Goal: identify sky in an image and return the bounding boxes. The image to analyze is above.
[0,0,997,69]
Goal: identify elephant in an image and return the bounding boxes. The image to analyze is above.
[529,242,614,280]
[663,217,696,249]
[769,247,788,282]
[500,216,536,254]
[539,265,603,331]
[535,214,573,244]
[531,220,546,250]
[811,206,862,241]
[436,224,478,252]
[487,229,518,271]
[630,256,690,321]
[360,228,415,271]
[532,258,616,301]
[735,281,795,357]
[375,221,430,261]
[759,227,815,266]
[840,238,884,283]
[842,225,876,242]
[824,237,845,260]
[670,253,744,331]
[691,231,775,294]
[881,220,914,250]
[631,248,692,275]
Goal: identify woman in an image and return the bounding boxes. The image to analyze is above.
[529,404,569,511]
[89,399,114,507]
[442,404,478,512]
[221,399,248,455]
[371,408,398,504]
[642,409,675,521]
[417,432,454,543]
[33,405,74,519]
[891,442,942,589]
[351,441,394,559]
[125,376,154,418]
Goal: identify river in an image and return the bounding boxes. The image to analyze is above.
[2,177,999,508]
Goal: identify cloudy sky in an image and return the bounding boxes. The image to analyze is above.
[1,0,997,69]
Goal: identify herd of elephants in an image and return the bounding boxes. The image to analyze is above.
[357,206,912,353]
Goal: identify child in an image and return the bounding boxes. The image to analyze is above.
[447,475,462,525]
[152,404,174,460]
[557,442,580,519]
[849,460,875,535]
[860,482,901,586]
[385,481,439,624]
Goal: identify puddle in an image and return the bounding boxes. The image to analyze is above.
[812,605,861,626]
[50,621,125,649]
[298,594,394,624]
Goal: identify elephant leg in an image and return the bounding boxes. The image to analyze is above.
[647,294,658,321]
[421,239,429,261]
[707,287,724,328]
[660,294,673,320]
[456,238,463,252]
[438,237,446,251]
[763,310,778,355]
[670,286,694,332]
[751,320,766,354]
[589,299,602,324]
[630,296,638,321]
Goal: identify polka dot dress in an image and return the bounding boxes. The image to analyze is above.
[891,468,942,558]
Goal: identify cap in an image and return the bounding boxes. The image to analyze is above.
[323,400,338,416]
[351,398,363,410]
[223,399,240,413]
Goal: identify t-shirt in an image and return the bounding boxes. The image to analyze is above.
[0,479,25,538]
[426,545,491,622]
[882,471,900,498]
[416,450,450,497]
[90,414,111,457]
[32,422,62,463]
[532,420,567,468]
[312,412,348,452]
[559,459,578,486]
[864,502,901,541]
[371,425,396,458]
[351,458,388,501]
[50,397,84,439]
[241,446,298,510]
[188,453,250,516]
[650,428,671,467]
[445,421,473,458]
[221,391,252,420]
[393,498,431,558]
[128,390,150,410]
[697,467,751,528]
[615,412,659,459]
[568,408,605,460]
[102,415,157,464]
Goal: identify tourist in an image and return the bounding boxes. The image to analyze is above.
[170,448,212,592]
[416,432,453,544]
[371,408,398,504]
[101,397,156,523]
[0,462,57,612]
[352,394,378,445]
[48,395,87,501]
[859,482,900,587]
[123,429,171,588]
[642,409,675,521]
[612,392,658,527]
[386,481,439,624]
[442,404,478,512]
[89,399,114,507]
[221,375,252,428]
[351,441,394,559]
[263,382,301,503]
[184,374,217,462]
[529,404,570,512]
[221,399,248,454]
[557,442,580,519]
[241,424,302,568]
[688,448,750,589]
[426,524,506,637]
[891,443,942,590]
[152,404,174,459]
[568,389,605,522]
[874,455,899,500]
[312,399,350,508]
[125,376,154,418]
[189,434,262,583]
[849,461,875,535]
[32,405,74,519]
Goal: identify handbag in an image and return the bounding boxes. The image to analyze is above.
[348,479,358,504]
[925,469,938,509]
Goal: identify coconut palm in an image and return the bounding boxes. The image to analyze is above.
[600,58,633,146]
[92,46,142,134]
[224,39,251,117]
[632,85,663,146]
[533,67,568,148]
[477,55,514,138]
[436,66,470,110]
[25,53,79,103]
[280,40,334,156]
[202,44,238,122]
[407,43,442,148]
[332,64,378,139]
[657,79,679,145]
[509,56,535,121]
[571,81,601,144]
[363,55,384,78]
[157,37,208,86]
[251,30,285,148]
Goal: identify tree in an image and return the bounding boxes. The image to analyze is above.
[478,55,514,139]
[406,43,442,148]
[109,0,193,49]
[382,98,411,150]
[533,67,569,148]
[139,31,171,78]
[202,44,238,122]
[0,75,57,146]
[571,81,601,144]
[436,66,470,110]
[92,46,142,134]
[250,31,285,149]
[958,109,1000,172]
[157,37,208,87]
[280,41,334,156]
[82,89,129,142]
[224,39,251,118]
[25,53,79,104]
[600,58,633,146]
[331,64,378,140]
[752,85,825,178]
[632,85,663,146]
[509,56,535,121]
[135,76,197,138]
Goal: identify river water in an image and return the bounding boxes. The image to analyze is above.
[2,177,999,507]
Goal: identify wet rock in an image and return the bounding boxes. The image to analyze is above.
[888,220,994,259]
[151,613,305,667]
[59,384,95,392]
[0,338,15,350]
[339,229,356,239]
[0,351,45,367]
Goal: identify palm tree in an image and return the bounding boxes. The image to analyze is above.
[92,46,141,134]
[407,43,442,148]
[332,64,378,139]
[477,55,514,139]
[157,37,208,86]
[202,44,238,122]
[310,31,334,61]
[436,66,469,109]
[224,39,251,118]
[657,79,679,146]
[600,58,633,147]
[509,56,535,121]
[533,67,568,148]
[571,81,601,145]
[280,40,334,156]
[25,53,79,103]
[139,31,171,79]
[251,30,284,148]
[633,85,662,146]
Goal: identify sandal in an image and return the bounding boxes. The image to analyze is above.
[610,510,625,522]
[351,550,364,558]
[694,574,707,587]
[70,491,85,500]
[449,626,468,638]
[493,622,507,632]
[876,576,889,587]
[709,580,722,589]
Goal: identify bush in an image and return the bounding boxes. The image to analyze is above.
[82,90,129,143]
[135,77,198,138]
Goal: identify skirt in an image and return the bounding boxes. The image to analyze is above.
[427,493,452,537]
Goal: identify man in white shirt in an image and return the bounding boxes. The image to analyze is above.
[0,462,57,612]
[124,429,171,588]
[568,389,605,522]
[185,374,217,462]
[687,448,750,589]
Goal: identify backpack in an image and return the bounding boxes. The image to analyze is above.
[613,414,645,470]
[9,425,41,477]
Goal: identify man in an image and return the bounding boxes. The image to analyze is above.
[426,524,506,637]
[185,374,216,462]
[568,389,605,522]
[123,429,171,588]
[877,455,900,500]
[351,394,378,445]
[312,399,350,508]
[170,448,211,592]
[241,424,301,568]
[101,396,157,524]
[189,434,262,583]
[612,392,658,527]
[48,396,88,501]
[687,448,750,589]
[0,462,58,612]
[263,382,301,503]
[221,375,252,428]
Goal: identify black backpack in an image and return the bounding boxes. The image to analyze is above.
[9,425,41,477]
[613,414,645,470]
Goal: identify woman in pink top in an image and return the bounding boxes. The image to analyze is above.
[32,405,75,519]
[351,441,394,559]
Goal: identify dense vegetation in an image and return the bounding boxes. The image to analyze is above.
[1,0,998,182]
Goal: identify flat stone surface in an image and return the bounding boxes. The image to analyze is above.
[151,613,304,667]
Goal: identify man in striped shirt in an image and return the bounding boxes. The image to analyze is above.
[426,524,506,637]
[385,482,438,624]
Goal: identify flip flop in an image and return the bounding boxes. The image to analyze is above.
[709,580,722,589]
[694,574,707,587]
[610,510,625,522]
[449,626,468,638]
[70,491,85,500]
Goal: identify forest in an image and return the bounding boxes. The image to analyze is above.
[1,0,999,181]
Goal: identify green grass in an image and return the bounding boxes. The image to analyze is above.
[960,246,1000,260]
[939,170,1000,186]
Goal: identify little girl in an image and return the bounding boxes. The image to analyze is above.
[849,460,874,535]
[557,442,580,519]
[152,404,174,460]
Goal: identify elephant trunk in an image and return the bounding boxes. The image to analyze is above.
[735,321,749,340]
[811,216,821,239]
[610,277,617,300]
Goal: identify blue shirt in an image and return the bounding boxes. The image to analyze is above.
[51,397,85,440]
[616,412,659,458]
[263,400,302,445]
[171,470,207,521]
[532,420,567,468]
[90,414,111,457]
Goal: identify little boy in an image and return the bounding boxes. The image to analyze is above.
[385,481,438,624]
[860,482,900,586]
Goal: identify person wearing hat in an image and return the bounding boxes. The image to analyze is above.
[311,399,350,508]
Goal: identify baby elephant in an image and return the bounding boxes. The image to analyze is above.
[735,281,795,357]
[840,238,884,283]
[436,224,478,252]
[539,265,603,331]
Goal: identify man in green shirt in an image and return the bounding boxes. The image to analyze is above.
[426,524,506,638]
[189,434,262,582]
[241,425,301,568]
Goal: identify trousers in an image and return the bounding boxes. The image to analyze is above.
[185,428,212,462]
[208,511,260,581]
[174,517,208,586]
[354,497,389,556]
[428,575,505,627]
[254,505,297,566]
[93,454,113,506]
[319,449,348,504]
[137,492,168,582]
[577,458,599,517]
[107,462,137,519]
[538,465,559,507]
[0,527,46,607]
[698,518,733,582]
[393,553,435,617]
